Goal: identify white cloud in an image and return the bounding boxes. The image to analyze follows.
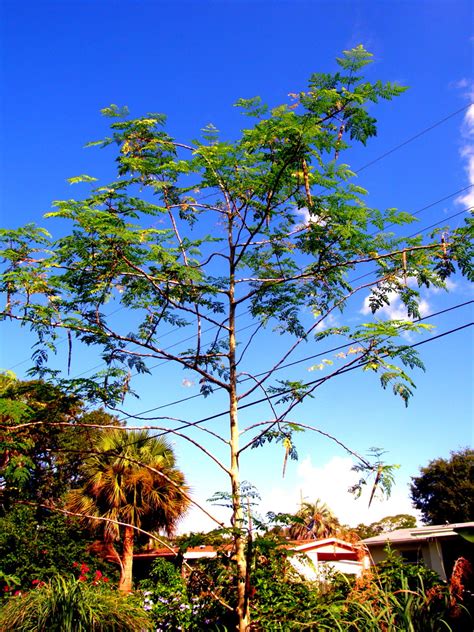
[294,207,327,229]
[177,455,421,535]
[262,455,419,527]
[428,278,457,294]
[314,312,339,332]
[361,290,430,322]
[179,500,230,535]
[456,90,474,209]
[454,78,470,90]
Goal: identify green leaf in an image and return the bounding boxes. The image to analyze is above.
[67,175,98,184]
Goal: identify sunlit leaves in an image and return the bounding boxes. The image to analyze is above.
[67,175,98,185]
[350,448,400,507]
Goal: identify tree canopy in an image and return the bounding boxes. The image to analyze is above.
[410,448,474,525]
[287,499,342,540]
[355,513,417,539]
[0,374,120,504]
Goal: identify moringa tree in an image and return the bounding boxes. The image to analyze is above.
[1,46,472,629]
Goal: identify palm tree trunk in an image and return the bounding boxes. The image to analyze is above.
[118,525,135,592]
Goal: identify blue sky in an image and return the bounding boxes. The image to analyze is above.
[1,0,473,531]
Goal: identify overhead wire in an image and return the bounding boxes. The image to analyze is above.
[355,103,472,173]
[69,198,474,386]
[114,299,473,423]
[106,321,473,448]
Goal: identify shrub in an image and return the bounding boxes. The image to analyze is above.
[0,575,151,631]
[139,558,199,631]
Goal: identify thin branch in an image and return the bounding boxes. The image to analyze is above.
[2,419,230,471]
[239,419,371,468]
[237,273,390,401]
[237,351,369,455]
[233,242,444,304]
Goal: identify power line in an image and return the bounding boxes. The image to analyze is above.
[349,205,472,286]
[355,103,472,173]
[115,300,473,423]
[30,193,474,383]
[114,321,473,443]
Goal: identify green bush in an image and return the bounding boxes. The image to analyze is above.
[0,505,116,594]
[0,575,151,632]
[139,558,198,631]
[323,551,473,632]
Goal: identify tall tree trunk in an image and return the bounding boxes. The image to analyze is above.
[118,525,135,592]
[228,241,250,632]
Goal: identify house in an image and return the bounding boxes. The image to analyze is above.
[287,538,369,581]
[362,522,474,581]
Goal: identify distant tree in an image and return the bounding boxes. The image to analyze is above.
[410,448,474,524]
[288,499,342,540]
[66,429,190,592]
[355,513,417,539]
[0,504,116,593]
[0,374,120,503]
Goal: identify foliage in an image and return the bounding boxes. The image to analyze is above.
[0,375,120,503]
[410,448,474,524]
[170,541,472,630]
[0,505,116,595]
[67,428,189,539]
[373,546,442,592]
[0,575,151,631]
[66,428,189,591]
[183,535,330,630]
[327,551,472,632]
[175,528,230,549]
[139,558,201,631]
[355,513,417,539]
[1,45,473,628]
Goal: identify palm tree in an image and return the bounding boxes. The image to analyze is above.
[66,429,189,592]
[288,499,341,540]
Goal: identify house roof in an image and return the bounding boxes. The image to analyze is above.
[133,544,231,559]
[291,537,363,553]
[362,522,474,546]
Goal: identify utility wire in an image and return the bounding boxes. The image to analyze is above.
[115,321,473,442]
[355,103,472,173]
[115,300,473,422]
[24,194,473,383]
